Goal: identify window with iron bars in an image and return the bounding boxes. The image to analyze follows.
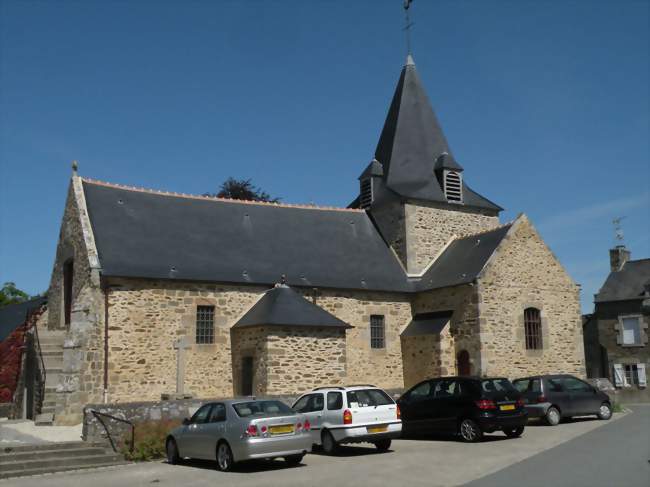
[196,305,215,344]
[370,315,385,349]
[524,308,542,350]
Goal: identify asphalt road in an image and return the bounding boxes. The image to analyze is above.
[0,409,643,487]
[464,405,650,487]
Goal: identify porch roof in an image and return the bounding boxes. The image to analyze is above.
[233,285,351,329]
[401,310,453,337]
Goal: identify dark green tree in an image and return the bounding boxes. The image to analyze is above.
[206,178,280,203]
[0,282,31,308]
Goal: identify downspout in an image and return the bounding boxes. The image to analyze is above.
[103,284,109,404]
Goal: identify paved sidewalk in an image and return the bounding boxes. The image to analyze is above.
[0,413,626,486]
[0,420,82,447]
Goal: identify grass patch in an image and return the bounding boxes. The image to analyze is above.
[121,419,181,462]
[612,403,625,413]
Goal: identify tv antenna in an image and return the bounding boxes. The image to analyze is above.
[403,0,415,55]
[613,217,626,244]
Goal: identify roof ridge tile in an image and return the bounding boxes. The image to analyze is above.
[80,177,363,213]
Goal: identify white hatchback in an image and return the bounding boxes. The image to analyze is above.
[292,385,402,454]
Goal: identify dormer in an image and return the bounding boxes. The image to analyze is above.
[358,159,384,209]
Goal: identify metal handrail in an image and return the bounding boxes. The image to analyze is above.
[32,316,46,415]
[88,409,135,454]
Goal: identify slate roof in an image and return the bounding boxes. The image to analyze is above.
[414,224,513,291]
[595,259,650,303]
[83,180,411,292]
[233,285,351,329]
[401,310,452,337]
[372,55,501,212]
[82,180,514,294]
[0,297,47,342]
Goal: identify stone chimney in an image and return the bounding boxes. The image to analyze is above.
[609,245,631,272]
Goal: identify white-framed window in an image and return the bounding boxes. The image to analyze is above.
[620,315,642,345]
[613,363,647,388]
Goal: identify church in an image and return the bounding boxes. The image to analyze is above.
[44,55,585,424]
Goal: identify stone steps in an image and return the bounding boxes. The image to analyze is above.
[0,442,126,479]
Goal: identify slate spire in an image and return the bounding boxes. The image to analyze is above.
[374,55,460,199]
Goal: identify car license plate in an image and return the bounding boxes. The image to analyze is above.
[367,425,388,433]
[269,425,294,435]
[500,404,515,411]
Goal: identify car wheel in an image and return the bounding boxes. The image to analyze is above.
[459,419,483,442]
[544,406,561,426]
[373,439,392,451]
[216,442,234,472]
[321,430,339,455]
[597,402,612,420]
[284,454,304,466]
[503,426,525,438]
[166,438,180,464]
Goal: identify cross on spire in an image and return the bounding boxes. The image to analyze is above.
[403,0,415,55]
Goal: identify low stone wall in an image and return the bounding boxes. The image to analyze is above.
[0,402,14,418]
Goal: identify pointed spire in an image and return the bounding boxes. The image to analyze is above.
[374,59,454,199]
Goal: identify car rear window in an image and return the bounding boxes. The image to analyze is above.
[232,400,294,418]
[346,389,394,408]
[480,379,516,394]
[513,379,529,392]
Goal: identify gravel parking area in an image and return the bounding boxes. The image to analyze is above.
[0,413,628,487]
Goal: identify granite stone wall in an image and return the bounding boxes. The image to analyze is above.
[477,216,585,378]
[231,326,347,396]
[404,201,499,274]
[47,176,106,424]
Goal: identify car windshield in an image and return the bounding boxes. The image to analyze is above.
[346,389,394,408]
[481,378,516,394]
[232,400,294,418]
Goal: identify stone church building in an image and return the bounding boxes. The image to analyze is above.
[44,56,585,424]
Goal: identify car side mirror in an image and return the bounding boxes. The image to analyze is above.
[182,418,191,425]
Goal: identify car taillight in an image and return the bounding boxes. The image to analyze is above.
[516,398,525,408]
[396,404,401,420]
[296,422,302,431]
[343,409,352,425]
[245,424,258,437]
[537,395,547,403]
[304,419,311,431]
[260,425,268,434]
[475,399,497,410]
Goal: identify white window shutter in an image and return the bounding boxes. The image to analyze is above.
[613,364,625,387]
[637,363,647,388]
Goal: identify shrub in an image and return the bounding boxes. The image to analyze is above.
[121,419,182,462]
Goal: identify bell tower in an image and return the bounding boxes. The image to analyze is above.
[357,56,502,274]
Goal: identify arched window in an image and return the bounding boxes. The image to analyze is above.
[444,171,462,202]
[63,259,74,326]
[524,308,542,350]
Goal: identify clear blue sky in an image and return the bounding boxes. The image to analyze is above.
[1,0,648,313]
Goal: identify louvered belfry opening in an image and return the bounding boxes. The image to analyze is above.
[359,178,373,209]
[524,308,543,350]
[444,170,462,202]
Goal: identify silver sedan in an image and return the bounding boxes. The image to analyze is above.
[166,399,312,471]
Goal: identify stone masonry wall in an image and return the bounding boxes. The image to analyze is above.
[48,177,105,424]
[104,279,268,403]
[404,201,499,274]
[406,284,480,387]
[230,326,268,396]
[478,216,585,379]
[264,327,346,395]
[103,281,412,403]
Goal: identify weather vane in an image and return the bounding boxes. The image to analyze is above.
[613,216,626,244]
[403,0,414,55]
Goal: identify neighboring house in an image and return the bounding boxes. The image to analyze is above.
[42,55,585,425]
[584,245,649,401]
[0,297,47,417]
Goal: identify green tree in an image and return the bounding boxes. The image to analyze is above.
[206,178,280,203]
[0,282,31,308]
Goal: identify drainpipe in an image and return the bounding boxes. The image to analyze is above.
[103,284,109,404]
